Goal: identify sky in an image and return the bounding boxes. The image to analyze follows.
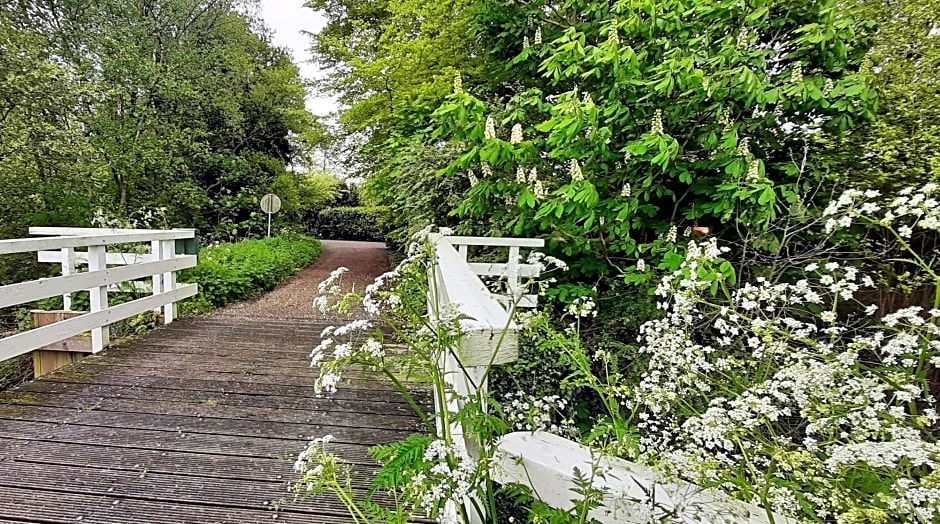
[258,0,338,117]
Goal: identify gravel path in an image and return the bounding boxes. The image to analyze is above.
[211,239,389,320]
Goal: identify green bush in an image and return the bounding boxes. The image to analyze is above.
[179,234,323,314]
[310,206,389,242]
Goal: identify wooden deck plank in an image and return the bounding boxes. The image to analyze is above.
[0,391,422,429]
[0,311,429,523]
[12,380,422,416]
[0,439,380,484]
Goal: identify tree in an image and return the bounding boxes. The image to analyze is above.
[434,0,878,277]
[839,0,940,192]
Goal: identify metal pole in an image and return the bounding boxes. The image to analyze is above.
[267,212,272,238]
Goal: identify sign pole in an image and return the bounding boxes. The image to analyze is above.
[260,193,282,239]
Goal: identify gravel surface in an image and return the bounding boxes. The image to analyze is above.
[211,239,389,320]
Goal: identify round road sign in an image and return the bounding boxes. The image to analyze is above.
[260,193,282,214]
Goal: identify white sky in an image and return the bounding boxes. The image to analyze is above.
[258,0,338,117]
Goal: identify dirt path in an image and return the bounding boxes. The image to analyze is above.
[212,239,389,319]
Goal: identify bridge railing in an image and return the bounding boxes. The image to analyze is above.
[0,227,198,363]
[428,234,791,524]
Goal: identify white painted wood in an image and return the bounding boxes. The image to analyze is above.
[61,247,74,311]
[87,245,109,352]
[493,432,792,524]
[0,284,197,363]
[430,234,518,367]
[151,240,163,314]
[467,262,541,278]
[1,230,192,255]
[445,236,545,248]
[507,246,521,305]
[0,255,197,309]
[29,226,191,237]
[493,294,539,309]
[457,244,468,261]
[161,239,177,323]
[39,251,153,265]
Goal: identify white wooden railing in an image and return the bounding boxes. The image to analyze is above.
[0,227,198,363]
[428,234,792,524]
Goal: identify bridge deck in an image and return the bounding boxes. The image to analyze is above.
[0,241,429,523]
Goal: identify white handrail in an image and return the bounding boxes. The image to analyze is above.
[429,235,791,524]
[0,227,198,362]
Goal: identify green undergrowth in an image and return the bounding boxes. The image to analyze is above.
[179,234,323,315]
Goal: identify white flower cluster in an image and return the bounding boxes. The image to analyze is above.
[526,250,568,273]
[566,296,597,318]
[484,116,496,140]
[607,19,619,47]
[621,183,631,197]
[534,26,542,45]
[408,440,477,516]
[650,109,664,135]
[510,123,523,144]
[503,391,575,435]
[292,434,341,496]
[633,234,940,521]
[823,183,940,236]
[570,159,584,182]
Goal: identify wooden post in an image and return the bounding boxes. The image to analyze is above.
[151,240,163,314]
[87,245,109,352]
[30,310,92,377]
[507,245,520,306]
[61,247,74,311]
[160,239,177,323]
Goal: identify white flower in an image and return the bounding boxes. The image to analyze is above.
[570,159,584,182]
[510,123,523,144]
[484,116,496,140]
[621,183,632,197]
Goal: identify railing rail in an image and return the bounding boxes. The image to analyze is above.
[428,234,791,524]
[0,227,198,363]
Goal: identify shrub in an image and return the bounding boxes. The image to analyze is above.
[179,234,322,313]
[310,206,389,242]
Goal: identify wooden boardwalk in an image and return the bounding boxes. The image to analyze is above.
[0,242,430,523]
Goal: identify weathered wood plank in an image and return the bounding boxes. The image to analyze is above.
[0,485,356,524]
[0,391,423,430]
[0,404,419,445]
[12,381,425,416]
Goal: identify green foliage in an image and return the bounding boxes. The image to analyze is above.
[1,1,326,244]
[434,0,877,277]
[838,0,940,192]
[179,235,323,312]
[310,207,390,242]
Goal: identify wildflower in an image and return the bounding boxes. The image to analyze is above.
[510,123,523,144]
[516,166,527,183]
[683,226,692,237]
[534,26,542,45]
[664,225,678,243]
[570,159,584,182]
[533,179,547,199]
[484,116,496,140]
[481,162,493,177]
[637,258,646,272]
[823,78,834,97]
[621,183,632,197]
[736,28,749,50]
[453,73,462,93]
[651,109,664,135]
[528,166,538,183]
[317,267,348,294]
[738,137,751,158]
[468,171,479,187]
[746,159,760,182]
[607,20,619,46]
[523,36,530,49]
[791,61,803,84]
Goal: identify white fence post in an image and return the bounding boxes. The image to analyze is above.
[151,240,163,314]
[61,247,74,311]
[160,239,177,323]
[87,244,110,352]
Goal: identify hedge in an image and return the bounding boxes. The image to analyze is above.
[179,234,322,314]
[310,206,389,242]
